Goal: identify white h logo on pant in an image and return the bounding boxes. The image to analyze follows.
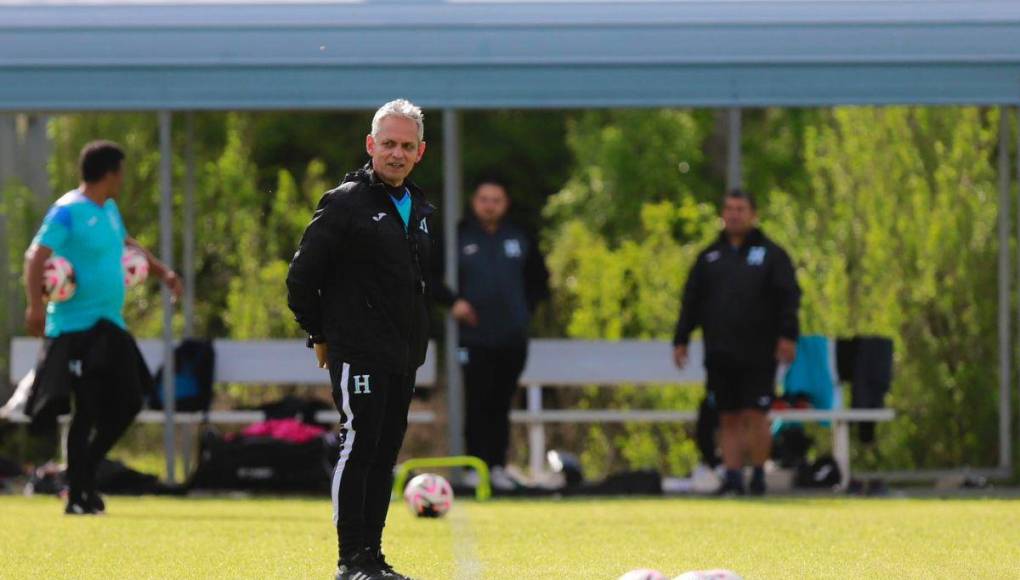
[353,374,372,394]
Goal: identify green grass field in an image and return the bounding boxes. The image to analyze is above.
[1,494,1018,579]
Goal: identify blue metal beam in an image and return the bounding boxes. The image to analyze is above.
[0,0,1018,110]
[1,63,1017,111]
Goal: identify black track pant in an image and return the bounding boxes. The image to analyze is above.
[64,324,144,500]
[328,359,414,565]
[461,344,527,468]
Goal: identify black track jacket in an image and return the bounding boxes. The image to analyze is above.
[673,228,801,366]
[286,163,437,374]
[433,217,550,348]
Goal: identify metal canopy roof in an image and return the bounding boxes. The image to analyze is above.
[1,0,1019,110]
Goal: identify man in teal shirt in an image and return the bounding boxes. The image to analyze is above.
[32,179,129,336]
[23,140,181,515]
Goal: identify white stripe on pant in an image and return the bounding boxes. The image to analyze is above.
[332,362,356,525]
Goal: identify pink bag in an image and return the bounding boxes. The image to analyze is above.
[242,418,326,444]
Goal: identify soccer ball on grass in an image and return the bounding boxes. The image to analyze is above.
[403,473,453,518]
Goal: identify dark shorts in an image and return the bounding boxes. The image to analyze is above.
[27,319,148,428]
[706,360,777,412]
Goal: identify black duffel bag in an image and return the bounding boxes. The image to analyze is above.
[188,428,334,492]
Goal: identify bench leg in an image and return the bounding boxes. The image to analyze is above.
[833,420,851,490]
[60,419,69,465]
[527,384,545,477]
[181,422,194,478]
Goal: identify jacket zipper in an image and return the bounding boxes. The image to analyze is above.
[406,207,421,370]
[376,180,427,371]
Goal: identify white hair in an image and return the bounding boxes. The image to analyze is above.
[371,99,424,143]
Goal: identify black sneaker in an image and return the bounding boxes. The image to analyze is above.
[85,491,106,514]
[716,470,746,496]
[715,479,746,496]
[372,550,414,580]
[749,473,767,497]
[64,497,97,516]
[336,551,381,580]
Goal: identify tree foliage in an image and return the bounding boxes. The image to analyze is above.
[763,107,1004,469]
[547,106,1011,474]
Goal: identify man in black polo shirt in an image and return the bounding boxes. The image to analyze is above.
[673,189,800,496]
[436,179,549,490]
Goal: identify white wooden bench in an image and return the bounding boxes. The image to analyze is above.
[512,339,895,488]
[6,338,438,472]
[8,337,438,426]
[8,337,892,488]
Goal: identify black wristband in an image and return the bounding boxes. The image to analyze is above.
[306,335,325,348]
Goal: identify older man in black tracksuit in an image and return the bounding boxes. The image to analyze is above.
[287,99,433,580]
[673,189,800,496]
[434,179,550,490]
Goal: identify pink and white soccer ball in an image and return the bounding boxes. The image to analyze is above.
[619,570,668,580]
[122,246,149,287]
[42,256,76,302]
[404,473,453,518]
[674,570,743,580]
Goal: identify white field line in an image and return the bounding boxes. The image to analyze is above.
[451,504,483,580]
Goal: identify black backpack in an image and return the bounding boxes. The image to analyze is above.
[150,339,215,413]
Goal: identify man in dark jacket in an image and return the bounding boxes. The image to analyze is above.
[435,179,550,490]
[673,189,800,496]
[286,99,434,580]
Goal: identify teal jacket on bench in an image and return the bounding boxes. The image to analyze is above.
[776,335,836,431]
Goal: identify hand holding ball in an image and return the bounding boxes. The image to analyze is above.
[122,246,149,287]
[41,246,149,305]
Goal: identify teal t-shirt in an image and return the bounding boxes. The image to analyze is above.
[389,189,411,231]
[32,190,128,337]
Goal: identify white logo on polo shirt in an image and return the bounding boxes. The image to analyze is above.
[504,239,522,258]
[748,247,767,266]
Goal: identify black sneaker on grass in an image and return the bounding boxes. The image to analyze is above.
[715,479,746,497]
[372,549,414,580]
[85,491,106,514]
[716,469,746,497]
[749,471,767,497]
[336,550,382,580]
[64,497,97,516]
